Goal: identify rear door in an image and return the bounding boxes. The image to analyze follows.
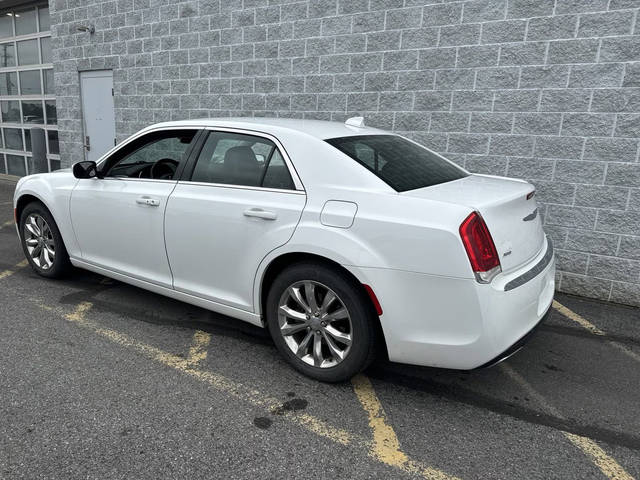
[164,128,306,312]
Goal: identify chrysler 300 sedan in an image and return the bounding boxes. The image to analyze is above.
[13,117,555,382]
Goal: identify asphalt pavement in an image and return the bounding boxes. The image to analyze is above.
[1,175,639,479]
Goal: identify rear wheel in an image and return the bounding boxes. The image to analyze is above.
[19,202,71,278]
[266,262,378,382]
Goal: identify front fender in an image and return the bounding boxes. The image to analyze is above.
[14,172,80,257]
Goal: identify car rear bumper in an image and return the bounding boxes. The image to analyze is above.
[348,237,555,369]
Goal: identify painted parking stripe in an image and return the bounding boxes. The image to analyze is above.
[553,300,640,363]
[55,301,459,480]
[352,374,459,480]
[352,374,408,465]
[501,363,633,480]
[1,219,14,228]
[0,259,28,280]
[186,330,211,367]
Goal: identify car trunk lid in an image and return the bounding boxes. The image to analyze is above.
[403,174,545,272]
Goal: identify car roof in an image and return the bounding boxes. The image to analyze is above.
[145,117,388,140]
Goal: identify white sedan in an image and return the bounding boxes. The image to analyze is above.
[13,117,555,382]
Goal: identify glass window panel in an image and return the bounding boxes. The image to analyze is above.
[6,154,26,176]
[0,42,16,67]
[50,159,60,171]
[47,130,58,155]
[0,72,18,95]
[45,101,56,124]
[1,100,21,123]
[15,9,37,36]
[17,39,38,65]
[25,129,31,152]
[0,15,13,38]
[22,100,43,124]
[38,7,50,32]
[0,154,5,174]
[27,154,48,174]
[40,36,51,63]
[43,69,53,94]
[19,70,41,95]
[4,128,23,150]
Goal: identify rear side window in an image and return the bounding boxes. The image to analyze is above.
[325,135,467,192]
[190,131,295,190]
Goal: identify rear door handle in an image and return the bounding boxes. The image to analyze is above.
[243,208,277,220]
[136,196,160,207]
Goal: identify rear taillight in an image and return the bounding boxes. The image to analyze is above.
[459,212,501,284]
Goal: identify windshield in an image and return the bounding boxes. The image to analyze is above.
[325,134,468,192]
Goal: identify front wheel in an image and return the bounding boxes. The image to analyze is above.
[19,202,71,278]
[266,262,378,382]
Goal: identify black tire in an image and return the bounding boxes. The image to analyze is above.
[266,261,378,382]
[19,201,72,278]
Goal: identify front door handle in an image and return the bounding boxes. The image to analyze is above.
[136,196,160,207]
[243,208,277,220]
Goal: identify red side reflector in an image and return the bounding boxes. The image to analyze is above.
[459,212,500,274]
[14,208,17,224]
[363,284,383,316]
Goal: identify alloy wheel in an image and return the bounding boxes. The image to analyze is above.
[23,214,55,270]
[277,280,353,368]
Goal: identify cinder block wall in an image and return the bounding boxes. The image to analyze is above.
[50,0,640,305]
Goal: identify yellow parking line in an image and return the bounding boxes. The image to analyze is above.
[186,330,211,367]
[1,219,14,228]
[351,374,459,480]
[57,302,458,479]
[501,364,633,480]
[352,374,408,465]
[553,300,605,336]
[0,259,28,280]
[553,300,640,363]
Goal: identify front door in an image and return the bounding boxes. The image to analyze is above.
[80,70,116,162]
[164,129,306,311]
[70,128,199,287]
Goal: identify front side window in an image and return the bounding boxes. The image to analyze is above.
[103,130,197,180]
[191,131,295,189]
[326,135,467,192]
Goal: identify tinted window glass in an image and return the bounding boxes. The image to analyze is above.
[22,100,43,123]
[15,9,37,36]
[191,131,294,189]
[0,43,16,67]
[104,130,196,179]
[0,72,18,95]
[262,150,295,190]
[19,70,41,94]
[1,100,20,123]
[326,135,467,192]
[38,7,50,32]
[17,39,38,65]
[0,16,12,38]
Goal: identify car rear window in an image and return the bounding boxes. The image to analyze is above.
[325,134,467,192]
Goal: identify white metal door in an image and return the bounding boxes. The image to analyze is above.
[164,185,305,311]
[70,178,176,287]
[80,70,116,162]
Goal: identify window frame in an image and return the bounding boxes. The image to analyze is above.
[96,127,201,183]
[180,126,305,193]
[0,3,56,175]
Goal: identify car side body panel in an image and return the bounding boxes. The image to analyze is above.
[13,170,80,257]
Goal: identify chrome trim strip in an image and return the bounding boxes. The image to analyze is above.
[177,180,306,195]
[504,238,554,292]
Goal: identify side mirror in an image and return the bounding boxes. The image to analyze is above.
[72,161,100,179]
